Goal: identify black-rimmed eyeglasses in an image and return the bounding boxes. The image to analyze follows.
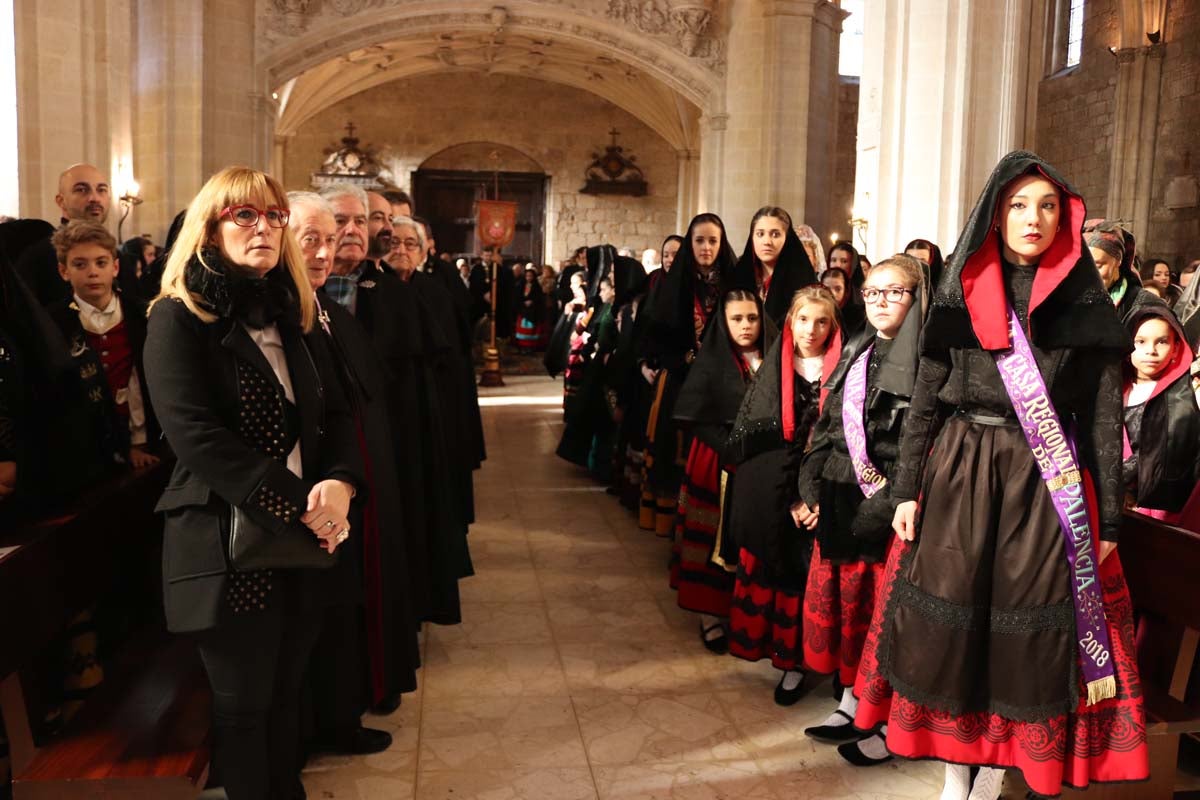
[861,287,913,304]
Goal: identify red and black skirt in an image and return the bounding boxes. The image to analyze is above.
[852,417,1148,797]
[728,548,803,671]
[669,439,734,617]
[802,540,888,687]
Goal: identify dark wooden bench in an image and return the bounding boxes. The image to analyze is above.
[1062,511,1200,799]
[0,463,212,799]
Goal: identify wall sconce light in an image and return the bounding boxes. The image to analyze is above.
[849,213,869,253]
[830,232,839,244]
[1143,0,1167,44]
[117,176,143,241]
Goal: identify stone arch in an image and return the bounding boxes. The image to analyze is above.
[419,142,546,174]
[256,1,720,153]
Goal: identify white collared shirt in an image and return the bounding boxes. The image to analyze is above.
[242,322,303,478]
[74,294,148,446]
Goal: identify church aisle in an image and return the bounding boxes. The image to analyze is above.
[300,376,1025,800]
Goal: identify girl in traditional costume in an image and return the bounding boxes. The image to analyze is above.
[670,288,775,652]
[796,254,927,744]
[851,151,1148,799]
[638,215,737,536]
[729,206,817,327]
[724,285,842,703]
[1121,304,1200,525]
[514,266,547,352]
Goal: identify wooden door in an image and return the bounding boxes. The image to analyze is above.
[412,169,547,264]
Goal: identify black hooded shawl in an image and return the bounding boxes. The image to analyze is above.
[674,293,778,452]
[721,323,833,589]
[1121,304,1200,514]
[646,217,739,371]
[904,239,945,294]
[798,260,929,563]
[731,227,817,325]
[921,152,1128,354]
[893,149,1131,541]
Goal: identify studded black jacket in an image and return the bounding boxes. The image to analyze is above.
[144,288,363,633]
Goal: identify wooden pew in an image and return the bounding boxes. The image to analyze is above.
[1062,511,1200,799]
[0,463,212,799]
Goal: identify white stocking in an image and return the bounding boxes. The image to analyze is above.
[819,688,858,727]
[939,763,971,800]
[967,766,1004,800]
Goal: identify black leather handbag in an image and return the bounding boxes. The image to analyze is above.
[227,506,338,571]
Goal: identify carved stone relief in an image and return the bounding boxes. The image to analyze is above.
[257,0,726,75]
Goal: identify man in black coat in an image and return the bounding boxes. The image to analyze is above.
[322,185,472,625]
[288,191,413,751]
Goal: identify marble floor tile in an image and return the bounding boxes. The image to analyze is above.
[558,640,718,694]
[415,767,599,800]
[422,641,569,698]
[593,761,779,800]
[574,693,759,765]
[428,601,552,647]
[419,695,589,771]
[458,566,544,603]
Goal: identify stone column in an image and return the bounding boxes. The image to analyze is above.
[1106,44,1165,246]
[13,0,133,224]
[853,0,1039,258]
[698,112,728,216]
[717,0,847,245]
[675,148,701,230]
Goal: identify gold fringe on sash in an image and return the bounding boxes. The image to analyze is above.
[1086,675,1117,706]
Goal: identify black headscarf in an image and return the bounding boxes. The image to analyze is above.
[824,254,929,401]
[674,291,778,450]
[921,150,1129,354]
[903,238,944,291]
[650,213,738,358]
[828,242,865,289]
[731,220,817,325]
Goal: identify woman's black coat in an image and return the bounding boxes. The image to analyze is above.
[144,296,364,633]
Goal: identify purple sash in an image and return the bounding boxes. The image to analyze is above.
[994,307,1116,705]
[841,345,887,499]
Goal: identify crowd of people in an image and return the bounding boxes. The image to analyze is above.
[0,163,485,798]
[4,148,1200,799]
[548,149,1200,800]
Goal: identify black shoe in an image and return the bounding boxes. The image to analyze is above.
[836,735,893,767]
[804,710,863,744]
[371,693,402,715]
[335,726,393,755]
[699,621,728,655]
[773,672,807,706]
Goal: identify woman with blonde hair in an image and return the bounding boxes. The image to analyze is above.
[144,166,363,799]
[724,284,843,704]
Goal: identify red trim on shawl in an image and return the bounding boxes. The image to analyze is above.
[961,168,1086,350]
[781,325,796,441]
[1143,332,1194,405]
[781,326,843,441]
[820,328,843,413]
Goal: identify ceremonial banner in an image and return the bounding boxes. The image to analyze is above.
[477,200,518,248]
